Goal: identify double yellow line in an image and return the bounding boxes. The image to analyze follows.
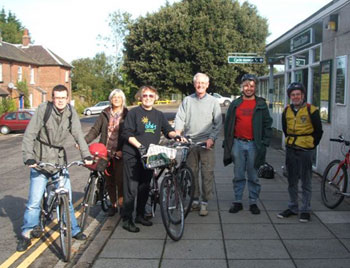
[0,198,83,268]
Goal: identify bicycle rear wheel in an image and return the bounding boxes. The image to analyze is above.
[79,176,95,232]
[321,160,348,209]
[177,165,194,218]
[58,195,72,262]
[145,178,159,219]
[160,174,184,241]
[99,176,111,212]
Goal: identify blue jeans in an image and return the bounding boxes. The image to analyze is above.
[286,147,313,213]
[21,168,81,237]
[232,139,261,205]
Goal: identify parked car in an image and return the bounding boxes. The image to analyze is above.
[212,93,232,106]
[83,101,110,116]
[0,111,33,134]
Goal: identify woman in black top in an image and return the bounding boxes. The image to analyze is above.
[121,85,178,232]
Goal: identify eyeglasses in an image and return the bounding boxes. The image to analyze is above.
[54,97,67,100]
[290,92,302,97]
[142,94,155,99]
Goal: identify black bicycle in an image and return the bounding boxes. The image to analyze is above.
[79,168,111,232]
[38,160,84,262]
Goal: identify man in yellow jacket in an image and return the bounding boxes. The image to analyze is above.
[278,82,323,222]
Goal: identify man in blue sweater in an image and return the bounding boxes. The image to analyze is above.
[175,73,222,216]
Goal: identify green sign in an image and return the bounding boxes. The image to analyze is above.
[228,56,264,64]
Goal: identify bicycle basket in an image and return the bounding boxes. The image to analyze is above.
[143,144,176,169]
[175,147,189,168]
[85,143,109,172]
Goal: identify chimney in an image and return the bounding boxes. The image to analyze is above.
[22,28,31,46]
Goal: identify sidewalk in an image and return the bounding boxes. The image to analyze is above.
[81,133,350,268]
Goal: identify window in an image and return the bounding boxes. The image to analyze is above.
[319,60,332,122]
[0,63,3,82]
[18,67,22,82]
[295,51,309,67]
[312,46,321,63]
[65,71,69,83]
[335,56,347,105]
[5,113,16,120]
[30,66,35,84]
[18,112,32,120]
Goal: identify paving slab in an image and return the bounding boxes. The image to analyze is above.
[182,223,222,240]
[314,211,350,223]
[111,223,167,240]
[275,222,334,239]
[325,223,350,238]
[228,259,295,268]
[294,259,350,268]
[161,259,227,268]
[222,223,279,239]
[220,210,271,224]
[93,259,159,268]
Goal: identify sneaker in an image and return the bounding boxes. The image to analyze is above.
[249,204,260,215]
[199,202,208,216]
[122,220,140,233]
[135,215,153,226]
[73,232,87,240]
[16,236,31,252]
[191,200,200,211]
[229,203,243,213]
[30,225,43,238]
[299,212,311,223]
[277,209,297,219]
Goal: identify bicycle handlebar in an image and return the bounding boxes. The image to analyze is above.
[38,160,85,169]
[330,136,350,146]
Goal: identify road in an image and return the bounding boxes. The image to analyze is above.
[0,104,188,267]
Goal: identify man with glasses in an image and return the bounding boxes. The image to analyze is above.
[18,85,92,251]
[121,85,178,232]
[175,73,222,216]
[277,82,323,222]
[223,74,272,215]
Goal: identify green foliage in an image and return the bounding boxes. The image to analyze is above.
[71,52,120,104]
[16,81,30,108]
[0,98,17,115]
[0,8,24,43]
[123,0,268,96]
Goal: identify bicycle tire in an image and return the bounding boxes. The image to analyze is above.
[58,195,72,262]
[38,195,48,234]
[99,176,111,212]
[145,178,158,219]
[177,165,195,218]
[160,174,184,241]
[79,176,94,232]
[321,160,348,209]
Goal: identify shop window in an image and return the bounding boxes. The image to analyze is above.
[335,56,347,105]
[319,60,332,122]
[287,57,292,70]
[295,51,309,67]
[312,46,321,63]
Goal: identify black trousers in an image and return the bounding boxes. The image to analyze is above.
[122,155,153,221]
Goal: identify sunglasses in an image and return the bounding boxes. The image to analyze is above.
[142,94,155,98]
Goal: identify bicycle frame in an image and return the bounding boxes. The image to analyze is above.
[328,146,350,194]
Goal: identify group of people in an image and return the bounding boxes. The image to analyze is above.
[16,71,323,251]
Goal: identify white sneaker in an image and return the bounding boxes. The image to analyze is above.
[199,202,208,216]
[191,201,200,211]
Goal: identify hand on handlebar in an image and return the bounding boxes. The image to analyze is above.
[84,156,94,165]
[25,159,38,168]
[206,138,214,149]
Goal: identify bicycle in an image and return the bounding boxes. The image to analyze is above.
[38,160,84,262]
[79,167,112,232]
[144,140,205,241]
[321,135,350,209]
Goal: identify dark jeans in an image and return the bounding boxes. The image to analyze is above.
[122,155,153,221]
[105,157,123,207]
[286,147,314,213]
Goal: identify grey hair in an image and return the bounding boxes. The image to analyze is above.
[108,88,126,107]
[193,73,209,83]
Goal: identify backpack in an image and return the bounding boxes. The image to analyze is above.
[36,102,73,163]
[258,162,275,179]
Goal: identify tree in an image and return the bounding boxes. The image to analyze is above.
[123,0,268,96]
[71,52,119,104]
[0,8,25,43]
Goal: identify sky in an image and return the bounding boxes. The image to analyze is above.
[1,0,332,63]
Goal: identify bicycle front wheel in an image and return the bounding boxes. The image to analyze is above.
[177,165,195,218]
[58,195,72,262]
[321,160,348,209]
[79,176,95,232]
[99,176,111,212]
[160,174,184,241]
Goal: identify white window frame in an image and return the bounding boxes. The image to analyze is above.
[18,66,23,82]
[65,71,69,83]
[30,66,35,84]
[0,63,3,82]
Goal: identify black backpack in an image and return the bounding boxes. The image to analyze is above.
[258,162,275,179]
[36,102,72,163]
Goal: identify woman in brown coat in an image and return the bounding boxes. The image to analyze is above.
[85,88,128,216]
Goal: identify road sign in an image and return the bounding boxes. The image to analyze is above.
[228,56,264,64]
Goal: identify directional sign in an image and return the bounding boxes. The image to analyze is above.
[228,56,264,64]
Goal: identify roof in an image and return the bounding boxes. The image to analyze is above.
[0,88,9,96]
[0,42,72,68]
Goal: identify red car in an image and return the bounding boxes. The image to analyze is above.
[0,111,33,135]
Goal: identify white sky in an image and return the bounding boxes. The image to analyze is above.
[1,0,331,63]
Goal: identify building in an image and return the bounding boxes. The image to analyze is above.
[258,0,350,174]
[0,29,72,108]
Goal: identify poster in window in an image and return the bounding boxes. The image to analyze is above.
[320,60,331,122]
[335,56,347,105]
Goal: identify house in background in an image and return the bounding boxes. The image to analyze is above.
[0,29,72,108]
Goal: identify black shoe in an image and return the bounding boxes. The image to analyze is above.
[229,203,243,213]
[73,232,87,240]
[107,206,117,217]
[122,220,140,233]
[249,204,260,215]
[277,209,297,219]
[16,236,31,252]
[299,212,311,223]
[31,225,43,238]
[135,215,153,226]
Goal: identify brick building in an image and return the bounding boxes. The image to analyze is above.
[0,29,72,108]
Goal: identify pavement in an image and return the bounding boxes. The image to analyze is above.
[74,131,350,268]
